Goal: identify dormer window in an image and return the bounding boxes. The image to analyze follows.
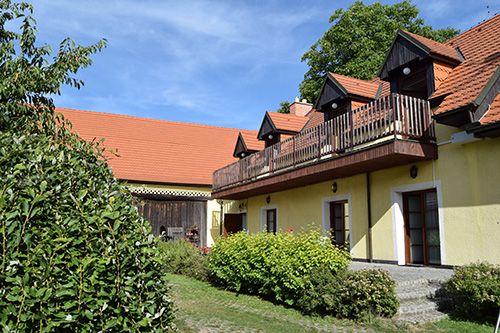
[378,30,461,101]
[314,73,381,122]
[257,111,309,148]
[398,65,429,99]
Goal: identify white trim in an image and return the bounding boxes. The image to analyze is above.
[239,211,249,234]
[260,204,278,232]
[390,180,445,265]
[321,194,352,254]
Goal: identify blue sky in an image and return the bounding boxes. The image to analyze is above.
[30,0,500,131]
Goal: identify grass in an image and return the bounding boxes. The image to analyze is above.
[166,273,497,332]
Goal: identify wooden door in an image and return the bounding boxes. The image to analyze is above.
[224,213,243,237]
[266,209,277,234]
[330,201,349,247]
[403,190,440,265]
[134,198,208,246]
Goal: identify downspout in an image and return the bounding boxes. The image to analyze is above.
[219,200,224,237]
[366,173,373,262]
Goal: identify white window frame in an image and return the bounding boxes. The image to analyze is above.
[322,194,352,254]
[260,204,278,232]
[390,180,445,265]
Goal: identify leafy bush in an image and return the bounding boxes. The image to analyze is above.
[0,2,174,330]
[207,228,351,305]
[446,261,500,318]
[0,132,175,331]
[157,239,210,281]
[297,267,399,320]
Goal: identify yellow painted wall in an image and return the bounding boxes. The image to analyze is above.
[230,124,500,266]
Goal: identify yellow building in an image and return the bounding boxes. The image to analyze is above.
[212,14,500,266]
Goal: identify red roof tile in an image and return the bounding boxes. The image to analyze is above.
[58,108,256,186]
[433,13,500,116]
[480,90,500,125]
[266,111,309,133]
[239,131,264,151]
[302,109,324,131]
[369,77,390,98]
[402,30,460,62]
[330,73,380,99]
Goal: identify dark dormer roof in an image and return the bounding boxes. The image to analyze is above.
[378,29,461,81]
[314,73,380,112]
[233,132,265,158]
[257,111,309,140]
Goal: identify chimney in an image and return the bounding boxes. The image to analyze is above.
[289,97,313,117]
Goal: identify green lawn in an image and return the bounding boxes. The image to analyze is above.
[166,273,495,332]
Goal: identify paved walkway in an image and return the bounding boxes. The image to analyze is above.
[349,261,453,283]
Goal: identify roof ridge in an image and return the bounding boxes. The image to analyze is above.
[330,72,379,86]
[55,106,257,133]
[446,12,500,46]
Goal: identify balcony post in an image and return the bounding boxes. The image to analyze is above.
[349,109,354,151]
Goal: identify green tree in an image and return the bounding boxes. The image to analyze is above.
[299,0,460,104]
[0,1,175,331]
[276,100,291,114]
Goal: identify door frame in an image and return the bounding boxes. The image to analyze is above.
[391,180,445,265]
[322,194,352,254]
[260,204,278,233]
[403,189,440,265]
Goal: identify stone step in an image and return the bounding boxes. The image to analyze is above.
[395,310,448,323]
[394,279,452,323]
[396,284,445,301]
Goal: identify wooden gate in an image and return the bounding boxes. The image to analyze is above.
[135,198,208,246]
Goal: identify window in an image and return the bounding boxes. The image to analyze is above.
[261,205,278,234]
[241,212,247,232]
[330,201,349,247]
[266,209,277,234]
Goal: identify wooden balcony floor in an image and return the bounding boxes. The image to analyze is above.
[211,139,437,200]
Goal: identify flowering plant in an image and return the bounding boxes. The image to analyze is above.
[446,261,500,318]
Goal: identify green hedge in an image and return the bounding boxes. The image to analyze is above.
[0,132,175,331]
[446,261,500,319]
[297,266,399,319]
[207,228,351,305]
[157,239,210,281]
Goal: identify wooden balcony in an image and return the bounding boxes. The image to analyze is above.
[212,94,437,200]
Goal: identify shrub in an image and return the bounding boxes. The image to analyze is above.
[0,2,175,330]
[328,268,399,319]
[0,132,175,331]
[157,239,210,281]
[297,267,399,320]
[207,227,351,305]
[446,261,500,318]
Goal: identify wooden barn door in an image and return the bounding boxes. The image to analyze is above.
[135,198,208,246]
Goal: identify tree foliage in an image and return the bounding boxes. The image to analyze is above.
[299,0,460,104]
[0,1,174,331]
[276,100,291,114]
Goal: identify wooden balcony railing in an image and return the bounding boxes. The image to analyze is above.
[213,93,435,191]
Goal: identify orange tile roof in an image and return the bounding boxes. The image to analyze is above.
[402,30,460,62]
[369,77,391,98]
[58,108,256,186]
[302,109,325,131]
[480,92,500,125]
[239,131,264,151]
[433,13,500,119]
[330,73,380,99]
[266,111,309,133]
